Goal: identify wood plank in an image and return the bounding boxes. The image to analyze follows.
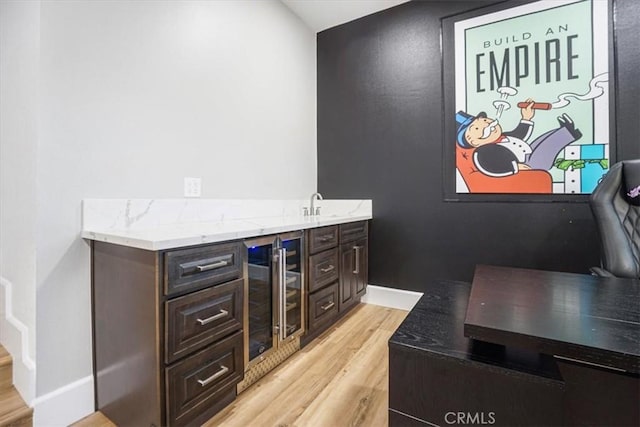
[72,411,115,427]
[0,346,12,392]
[0,385,33,426]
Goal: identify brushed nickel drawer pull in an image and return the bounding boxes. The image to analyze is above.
[320,265,335,273]
[318,234,334,242]
[196,260,228,272]
[197,309,228,325]
[321,301,335,311]
[353,246,361,274]
[197,365,229,387]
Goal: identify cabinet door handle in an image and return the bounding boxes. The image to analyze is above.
[320,264,335,273]
[196,260,228,272]
[318,234,334,242]
[320,301,335,311]
[280,247,287,341]
[353,246,361,274]
[196,309,228,325]
[197,365,229,387]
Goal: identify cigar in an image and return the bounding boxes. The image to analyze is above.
[517,102,552,110]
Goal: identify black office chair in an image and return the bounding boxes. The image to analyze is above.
[589,159,640,278]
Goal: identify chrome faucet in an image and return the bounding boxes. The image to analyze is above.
[309,192,323,216]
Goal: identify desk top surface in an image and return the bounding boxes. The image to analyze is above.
[464,265,640,373]
[389,279,563,381]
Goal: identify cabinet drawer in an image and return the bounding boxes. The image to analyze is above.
[165,242,242,296]
[165,278,243,364]
[308,226,338,254]
[308,248,339,293]
[308,282,339,333]
[166,331,243,427]
[339,221,368,243]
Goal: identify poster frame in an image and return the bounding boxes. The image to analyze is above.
[441,0,616,203]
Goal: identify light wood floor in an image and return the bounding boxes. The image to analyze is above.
[73,303,408,427]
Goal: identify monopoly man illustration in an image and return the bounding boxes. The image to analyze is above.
[453,0,610,194]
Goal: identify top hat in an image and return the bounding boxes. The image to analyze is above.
[456,111,486,148]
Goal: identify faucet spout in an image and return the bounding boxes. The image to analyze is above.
[310,192,323,216]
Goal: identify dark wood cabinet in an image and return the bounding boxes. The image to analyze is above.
[307,282,339,332]
[93,240,244,427]
[165,331,243,426]
[305,226,340,338]
[338,223,368,313]
[165,278,243,364]
[308,225,339,254]
[92,220,370,424]
[308,248,339,293]
[164,242,242,296]
[303,221,369,345]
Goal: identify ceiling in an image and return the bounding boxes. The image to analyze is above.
[281,0,410,33]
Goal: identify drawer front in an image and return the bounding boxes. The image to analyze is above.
[165,242,242,296]
[308,282,339,333]
[165,278,243,364]
[339,221,368,243]
[308,226,338,254]
[166,330,243,427]
[308,248,339,293]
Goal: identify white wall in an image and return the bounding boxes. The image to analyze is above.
[0,0,40,403]
[18,0,315,421]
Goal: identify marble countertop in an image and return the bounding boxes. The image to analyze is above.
[81,198,372,251]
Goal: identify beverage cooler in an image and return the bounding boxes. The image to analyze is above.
[243,231,305,370]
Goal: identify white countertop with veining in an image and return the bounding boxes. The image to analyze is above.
[81,199,372,251]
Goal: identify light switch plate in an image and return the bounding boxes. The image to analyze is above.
[184,177,201,198]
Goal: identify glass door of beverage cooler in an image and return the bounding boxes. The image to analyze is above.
[244,236,277,367]
[243,231,305,370]
[277,232,305,341]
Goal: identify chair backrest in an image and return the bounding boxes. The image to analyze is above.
[589,159,640,278]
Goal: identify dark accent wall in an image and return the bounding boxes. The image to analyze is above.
[317,0,640,291]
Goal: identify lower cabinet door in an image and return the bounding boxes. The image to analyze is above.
[339,238,368,313]
[308,282,339,333]
[354,238,368,299]
[166,331,243,426]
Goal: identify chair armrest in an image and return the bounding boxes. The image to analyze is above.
[590,266,616,278]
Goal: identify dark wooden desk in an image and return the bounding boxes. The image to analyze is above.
[389,270,640,427]
[389,280,564,427]
[464,265,640,373]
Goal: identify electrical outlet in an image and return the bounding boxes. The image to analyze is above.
[184,177,201,198]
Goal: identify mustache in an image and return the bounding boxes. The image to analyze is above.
[480,120,498,139]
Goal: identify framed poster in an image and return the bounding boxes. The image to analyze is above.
[442,0,615,201]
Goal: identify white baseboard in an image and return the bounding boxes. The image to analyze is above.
[0,276,36,404]
[361,284,423,311]
[33,375,94,427]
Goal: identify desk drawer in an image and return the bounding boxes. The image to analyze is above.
[165,242,242,296]
[308,282,339,333]
[166,331,243,427]
[308,226,338,254]
[165,278,243,363]
[308,248,339,293]
[339,221,368,243]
